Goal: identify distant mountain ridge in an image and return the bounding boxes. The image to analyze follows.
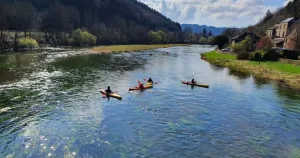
[181,24,227,36]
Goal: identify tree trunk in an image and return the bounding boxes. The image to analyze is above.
[14,31,18,50]
[0,29,3,40]
[24,30,27,37]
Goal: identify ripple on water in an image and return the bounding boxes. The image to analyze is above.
[1,46,300,157]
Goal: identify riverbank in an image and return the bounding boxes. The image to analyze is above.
[90,44,189,53]
[201,50,300,91]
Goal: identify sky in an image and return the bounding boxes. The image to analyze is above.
[139,0,293,27]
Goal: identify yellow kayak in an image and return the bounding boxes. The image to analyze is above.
[100,89,122,100]
[182,81,209,88]
[129,84,153,91]
[146,82,153,86]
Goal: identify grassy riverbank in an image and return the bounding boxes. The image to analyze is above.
[90,44,189,53]
[202,50,300,90]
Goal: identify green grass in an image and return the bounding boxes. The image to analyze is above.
[202,50,236,60]
[249,61,300,74]
[91,44,189,53]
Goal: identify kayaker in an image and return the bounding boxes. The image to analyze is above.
[139,83,144,89]
[191,78,196,84]
[147,77,153,83]
[105,86,113,94]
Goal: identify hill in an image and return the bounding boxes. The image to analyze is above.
[0,0,181,45]
[250,0,300,35]
[181,24,227,36]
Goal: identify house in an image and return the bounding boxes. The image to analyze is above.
[266,26,276,39]
[232,32,260,45]
[273,38,285,48]
[284,21,300,50]
[265,17,299,48]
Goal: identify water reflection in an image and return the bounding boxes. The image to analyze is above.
[210,65,224,71]
[1,46,300,157]
[228,69,250,80]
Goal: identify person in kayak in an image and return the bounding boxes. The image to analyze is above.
[147,77,153,83]
[105,86,113,94]
[191,78,196,84]
[139,83,145,89]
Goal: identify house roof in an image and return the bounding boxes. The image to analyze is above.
[232,32,260,41]
[272,38,284,44]
[281,17,294,23]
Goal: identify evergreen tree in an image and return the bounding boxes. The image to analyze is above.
[202,28,207,38]
[208,30,212,37]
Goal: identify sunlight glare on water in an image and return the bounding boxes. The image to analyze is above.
[0,45,300,157]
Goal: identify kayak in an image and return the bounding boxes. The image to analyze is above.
[182,82,209,88]
[146,82,153,86]
[100,89,122,100]
[129,84,153,91]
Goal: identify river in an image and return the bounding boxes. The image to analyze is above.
[0,45,300,157]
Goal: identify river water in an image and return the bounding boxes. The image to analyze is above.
[0,45,300,157]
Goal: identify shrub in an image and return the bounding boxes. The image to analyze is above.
[256,36,273,52]
[17,37,38,49]
[232,36,252,53]
[147,31,162,44]
[212,35,229,49]
[262,50,279,61]
[237,52,250,60]
[250,50,279,61]
[278,50,300,60]
[250,51,265,61]
[72,29,97,46]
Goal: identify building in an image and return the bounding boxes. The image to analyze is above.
[232,32,260,45]
[284,22,300,50]
[266,26,276,39]
[265,17,298,49]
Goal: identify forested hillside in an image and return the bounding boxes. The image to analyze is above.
[250,0,300,35]
[0,0,182,47]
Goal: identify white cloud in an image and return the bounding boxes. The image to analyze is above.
[283,0,292,6]
[140,0,279,27]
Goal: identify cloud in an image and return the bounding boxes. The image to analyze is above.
[283,0,292,6]
[140,0,279,27]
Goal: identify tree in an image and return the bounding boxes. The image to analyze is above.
[147,31,162,44]
[158,30,168,43]
[208,30,212,37]
[232,36,252,53]
[222,28,242,40]
[71,29,97,46]
[208,36,214,44]
[199,37,208,44]
[262,10,273,23]
[202,28,207,38]
[187,34,197,43]
[256,36,273,52]
[0,5,7,40]
[212,35,229,49]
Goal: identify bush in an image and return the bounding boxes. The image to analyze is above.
[278,50,300,60]
[250,50,279,61]
[263,50,279,61]
[232,36,252,53]
[237,52,250,60]
[250,51,264,61]
[147,31,162,44]
[256,36,273,52]
[17,37,38,49]
[72,29,97,46]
